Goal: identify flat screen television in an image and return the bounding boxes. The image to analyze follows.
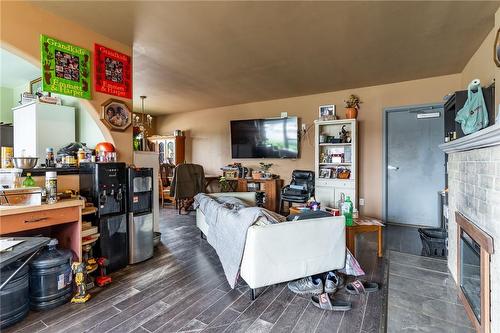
[230,117,299,158]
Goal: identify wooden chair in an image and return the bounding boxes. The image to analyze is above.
[159,177,174,207]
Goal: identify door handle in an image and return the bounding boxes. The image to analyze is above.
[388,165,399,171]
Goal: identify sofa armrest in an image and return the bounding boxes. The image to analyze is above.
[240,216,346,289]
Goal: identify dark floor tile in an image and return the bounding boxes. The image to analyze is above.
[197,288,244,324]
[269,296,308,333]
[108,300,170,333]
[291,302,324,333]
[259,287,296,324]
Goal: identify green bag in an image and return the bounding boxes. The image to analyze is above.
[455,79,489,135]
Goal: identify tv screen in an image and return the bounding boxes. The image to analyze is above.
[230,117,299,158]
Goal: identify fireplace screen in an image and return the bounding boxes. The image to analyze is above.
[460,230,481,321]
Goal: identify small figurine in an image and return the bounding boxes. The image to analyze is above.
[339,125,350,143]
[71,262,91,303]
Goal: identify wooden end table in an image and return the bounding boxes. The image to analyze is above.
[346,216,384,258]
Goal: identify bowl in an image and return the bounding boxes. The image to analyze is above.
[12,157,38,169]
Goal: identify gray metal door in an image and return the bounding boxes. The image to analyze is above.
[386,106,445,227]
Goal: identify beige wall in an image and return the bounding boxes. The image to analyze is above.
[158,74,461,218]
[0,2,133,162]
[461,28,497,87]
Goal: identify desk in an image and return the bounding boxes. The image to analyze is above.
[347,217,384,258]
[0,199,84,260]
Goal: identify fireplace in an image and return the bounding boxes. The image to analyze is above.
[456,212,494,333]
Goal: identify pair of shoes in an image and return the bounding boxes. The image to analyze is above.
[324,271,344,293]
[287,271,344,295]
[287,276,323,295]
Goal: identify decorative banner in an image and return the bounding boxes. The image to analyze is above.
[94,44,132,99]
[40,35,91,99]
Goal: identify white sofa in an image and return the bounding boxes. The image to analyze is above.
[196,192,346,298]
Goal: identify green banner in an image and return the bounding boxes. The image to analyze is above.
[41,35,91,99]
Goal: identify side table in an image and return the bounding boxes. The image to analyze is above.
[346,216,384,258]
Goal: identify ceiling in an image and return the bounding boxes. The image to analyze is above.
[0,47,40,88]
[32,1,500,114]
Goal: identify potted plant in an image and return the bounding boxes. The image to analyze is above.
[259,162,273,179]
[344,94,361,119]
[219,176,229,192]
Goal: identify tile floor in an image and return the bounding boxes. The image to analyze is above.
[387,251,473,333]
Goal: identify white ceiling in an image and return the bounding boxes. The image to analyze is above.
[27,1,500,114]
[0,47,40,88]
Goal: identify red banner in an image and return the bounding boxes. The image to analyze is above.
[94,44,132,99]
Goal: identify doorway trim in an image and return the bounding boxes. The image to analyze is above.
[382,102,444,225]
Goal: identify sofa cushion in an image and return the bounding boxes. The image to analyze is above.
[286,210,332,221]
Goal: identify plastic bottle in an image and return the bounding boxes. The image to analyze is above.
[341,196,354,226]
[45,171,57,204]
[22,173,36,187]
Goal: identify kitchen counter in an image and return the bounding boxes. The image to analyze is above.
[0,199,84,216]
[0,199,84,259]
[21,166,80,177]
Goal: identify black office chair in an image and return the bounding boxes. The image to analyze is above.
[280,170,315,214]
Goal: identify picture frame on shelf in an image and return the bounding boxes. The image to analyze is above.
[101,99,132,131]
[319,168,331,179]
[495,28,500,67]
[319,104,337,120]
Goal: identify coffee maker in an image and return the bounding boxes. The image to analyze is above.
[79,162,128,272]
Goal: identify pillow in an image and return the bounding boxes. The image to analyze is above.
[215,196,249,211]
[253,208,287,226]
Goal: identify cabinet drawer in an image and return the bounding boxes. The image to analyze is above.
[316,179,355,188]
[0,206,80,234]
[334,180,355,189]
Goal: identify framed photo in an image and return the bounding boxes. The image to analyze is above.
[319,104,337,120]
[94,44,132,98]
[101,99,132,131]
[494,28,500,67]
[40,35,91,99]
[319,168,331,179]
[30,78,42,94]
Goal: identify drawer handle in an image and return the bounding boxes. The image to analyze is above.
[25,217,48,223]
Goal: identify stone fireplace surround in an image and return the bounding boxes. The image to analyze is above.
[441,124,500,332]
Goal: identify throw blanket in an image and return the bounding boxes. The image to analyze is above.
[194,193,285,288]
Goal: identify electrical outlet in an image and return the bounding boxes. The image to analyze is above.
[359,198,365,206]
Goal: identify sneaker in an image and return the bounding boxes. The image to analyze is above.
[324,271,344,293]
[287,276,323,295]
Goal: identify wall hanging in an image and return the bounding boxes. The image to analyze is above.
[101,99,132,131]
[494,28,500,67]
[94,44,132,98]
[40,35,91,99]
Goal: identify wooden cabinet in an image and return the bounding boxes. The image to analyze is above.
[0,200,83,260]
[236,178,283,212]
[149,135,185,165]
[314,119,358,210]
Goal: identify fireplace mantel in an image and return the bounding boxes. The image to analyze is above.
[440,124,500,153]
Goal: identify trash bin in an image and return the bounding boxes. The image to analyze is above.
[418,228,447,257]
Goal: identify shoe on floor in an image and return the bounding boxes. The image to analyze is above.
[288,276,323,295]
[324,271,344,293]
